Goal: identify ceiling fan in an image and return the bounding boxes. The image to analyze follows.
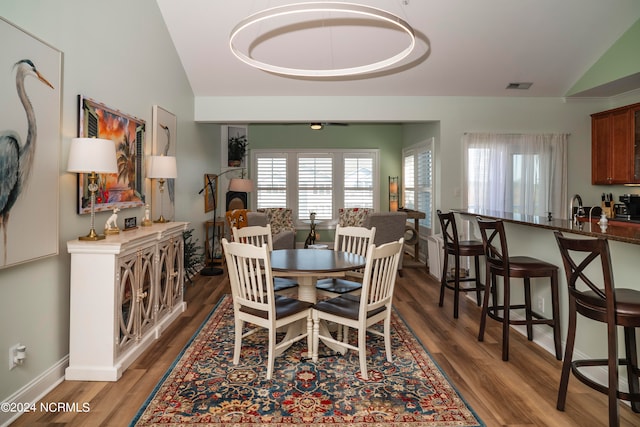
[279,122,349,130]
[308,122,349,130]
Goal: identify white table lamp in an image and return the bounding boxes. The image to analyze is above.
[67,137,118,240]
[147,155,177,223]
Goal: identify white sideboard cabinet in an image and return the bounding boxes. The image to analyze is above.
[66,222,189,381]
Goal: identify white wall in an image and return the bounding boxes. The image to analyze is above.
[0,0,216,413]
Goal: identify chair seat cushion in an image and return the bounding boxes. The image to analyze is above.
[490,256,558,277]
[447,240,485,256]
[576,288,640,324]
[240,294,312,320]
[273,277,299,292]
[315,278,362,294]
[314,295,386,320]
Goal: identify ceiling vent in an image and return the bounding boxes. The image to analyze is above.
[506,82,533,90]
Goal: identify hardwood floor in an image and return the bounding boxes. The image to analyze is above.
[10,259,640,426]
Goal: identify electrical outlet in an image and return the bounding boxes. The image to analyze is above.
[537,296,545,313]
[9,344,19,370]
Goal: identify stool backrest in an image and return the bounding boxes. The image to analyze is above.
[476,218,510,272]
[554,232,615,307]
[437,210,460,250]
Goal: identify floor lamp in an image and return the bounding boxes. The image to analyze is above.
[199,170,253,276]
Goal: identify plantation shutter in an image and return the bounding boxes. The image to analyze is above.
[298,155,333,220]
[256,155,288,208]
[343,155,373,209]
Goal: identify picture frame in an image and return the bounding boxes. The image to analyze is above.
[151,105,177,221]
[77,95,146,214]
[124,216,138,230]
[0,17,61,269]
[221,125,248,169]
[204,174,218,213]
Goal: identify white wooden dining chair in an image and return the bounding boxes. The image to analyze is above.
[315,225,376,298]
[312,238,404,380]
[232,225,299,294]
[222,238,313,380]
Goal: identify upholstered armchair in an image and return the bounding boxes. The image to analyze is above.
[338,208,407,274]
[250,208,296,249]
[364,212,408,274]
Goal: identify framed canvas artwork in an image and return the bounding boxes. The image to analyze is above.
[0,17,61,269]
[77,95,146,214]
[151,105,177,221]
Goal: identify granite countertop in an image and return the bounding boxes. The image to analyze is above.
[455,209,640,245]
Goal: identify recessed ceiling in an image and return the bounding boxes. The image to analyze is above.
[157,0,640,98]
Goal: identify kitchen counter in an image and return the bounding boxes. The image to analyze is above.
[455,208,640,245]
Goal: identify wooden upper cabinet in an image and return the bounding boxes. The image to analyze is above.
[591,103,640,185]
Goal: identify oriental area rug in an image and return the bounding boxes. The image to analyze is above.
[131,295,484,426]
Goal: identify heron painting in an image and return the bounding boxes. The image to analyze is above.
[0,17,61,269]
[151,105,177,221]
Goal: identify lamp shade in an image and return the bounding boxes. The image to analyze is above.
[229,178,253,192]
[147,155,177,179]
[67,137,118,173]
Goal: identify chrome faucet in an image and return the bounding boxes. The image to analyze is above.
[570,194,584,224]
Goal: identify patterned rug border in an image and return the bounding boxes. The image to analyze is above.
[131,295,485,427]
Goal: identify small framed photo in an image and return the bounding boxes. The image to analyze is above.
[124,216,137,231]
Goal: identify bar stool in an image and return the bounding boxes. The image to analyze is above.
[476,218,562,361]
[437,210,485,319]
[554,232,640,427]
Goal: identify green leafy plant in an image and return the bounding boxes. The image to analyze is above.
[228,135,248,165]
[183,228,204,284]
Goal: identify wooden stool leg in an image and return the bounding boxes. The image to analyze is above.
[551,270,562,360]
[478,268,492,342]
[439,250,448,308]
[523,277,533,341]
[453,254,461,319]
[624,327,640,412]
[557,298,577,411]
[474,255,482,306]
[502,275,511,361]
[606,311,620,427]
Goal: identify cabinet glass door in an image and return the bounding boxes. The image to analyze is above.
[138,246,155,334]
[171,237,184,306]
[157,240,172,318]
[118,253,137,351]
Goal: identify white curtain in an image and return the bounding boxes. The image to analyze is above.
[463,133,568,219]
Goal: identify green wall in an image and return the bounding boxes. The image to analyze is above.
[568,18,640,96]
[249,123,404,210]
[248,123,405,242]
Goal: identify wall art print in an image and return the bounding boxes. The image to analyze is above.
[203,174,218,213]
[151,105,176,221]
[0,17,61,270]
[77,95,145,214]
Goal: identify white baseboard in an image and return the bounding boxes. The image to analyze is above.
[0,356,68,427]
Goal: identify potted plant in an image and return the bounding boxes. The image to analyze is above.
[228,135,248,167]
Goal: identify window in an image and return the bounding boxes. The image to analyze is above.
[402,139,433,230]
[343,155,374,209]
[255,155,287,208]
[252,149,379,224]
[298,155,333,220]
[464,133,568,217]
